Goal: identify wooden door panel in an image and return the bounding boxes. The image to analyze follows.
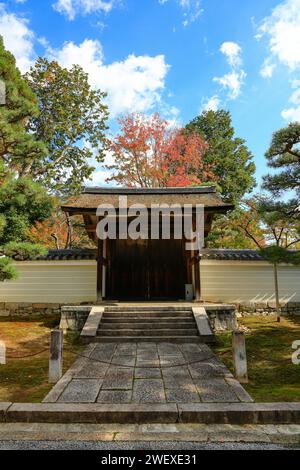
[107,238,186,300]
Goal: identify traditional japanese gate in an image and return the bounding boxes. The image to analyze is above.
[62,187,234,302]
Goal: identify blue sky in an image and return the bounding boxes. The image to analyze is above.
[1,0,300,188]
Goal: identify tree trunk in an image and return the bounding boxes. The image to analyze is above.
[65,213,73,249]
[51,233,60,250]
[273,263,281,323]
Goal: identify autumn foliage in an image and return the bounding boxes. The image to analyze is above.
[27,205,93,249]
[106,113,213,187]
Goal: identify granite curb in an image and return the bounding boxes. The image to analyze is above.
[1,402,300,424]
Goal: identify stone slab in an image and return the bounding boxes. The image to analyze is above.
[188,362,224,379]
[135,368,162,379]
[114,432,209,442]
[6,403,179,424]
[162,366,193,388]
[102,367,134,390]
[75,362,109,379]
[166,387,200,403]
[114,344,137,356]
[43,355,89,403]
[192,307,214,337]
[159,356,185,367]
[195,378,240,403]
[58,379,102,403]
[225,377,254,403]
[158,343,182,355]
[90,343,116,362]
[111,356,136,367]
[3,403,300,425]
[132,379,166,404]
[97,390,132,404]
[0,431,115,442]
[179,403,300,424]
[81,307,104,338]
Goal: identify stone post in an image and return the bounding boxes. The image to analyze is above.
[0,341,6,365]
[49,329,63,383]
[0,79,6,105]
[232,330,248,384]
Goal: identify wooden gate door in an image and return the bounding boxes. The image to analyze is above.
[107,238,186,300]
[149,239,185,300]
[108,239,148,300]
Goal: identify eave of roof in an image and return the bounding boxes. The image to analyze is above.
[83,186,217,195]
[61,187,234,213]
[11,249,295,262]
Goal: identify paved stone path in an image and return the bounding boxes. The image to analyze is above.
[44,343,253,405]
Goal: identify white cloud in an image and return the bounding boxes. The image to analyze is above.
[258,1,300,120]
[87,168,113,186]
[258,0,300,71]
[220,41,242,68]
[159,0,203,27]
[213,71,246,100]
[260,58,276,78]
[0,5,35,72]
[212,41,246,100]
[281,80,300,121]
[53,0,117,20]
[201,95,221,112]
[281,106,300,121]
[48,39,170,117]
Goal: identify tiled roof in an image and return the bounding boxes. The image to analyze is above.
[33,249,267,261]
[39,249,97,261]
[200,249,265,261]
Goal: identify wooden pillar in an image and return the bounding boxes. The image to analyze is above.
[192,212,202,302]
[97,237,103,302]
[184,238,193,285]
[194,254,201,302]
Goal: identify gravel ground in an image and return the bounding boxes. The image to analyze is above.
[0,440,297,450]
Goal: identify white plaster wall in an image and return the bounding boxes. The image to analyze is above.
[0,260,299,305]
[0,261,97,304]
[201,260,300,304]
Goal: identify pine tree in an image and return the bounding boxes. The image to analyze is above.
[263,122,300,199]
[0,36,45,175]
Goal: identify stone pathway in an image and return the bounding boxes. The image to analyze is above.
[44,343,253,405]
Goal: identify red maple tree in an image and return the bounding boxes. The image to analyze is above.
[106,113,213,187]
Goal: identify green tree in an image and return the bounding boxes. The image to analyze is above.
[0,176,52,281]
[263,122,300,198]
[206,209,263,249]
[24,58,109,195]
[0,36,45,174]
[0,242,48,282]
[186,110,256,202]
[235,197,300,322]
[0,176,53,244]
[0,257,17,282]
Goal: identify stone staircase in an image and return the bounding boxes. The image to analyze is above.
[95,306,215,343]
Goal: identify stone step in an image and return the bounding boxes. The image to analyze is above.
[7,403,300,424]
[98,329,199,337]
[93,336,205,343]
[103,312,193,318]
[100,322,195,329]
[104,307,192,312]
